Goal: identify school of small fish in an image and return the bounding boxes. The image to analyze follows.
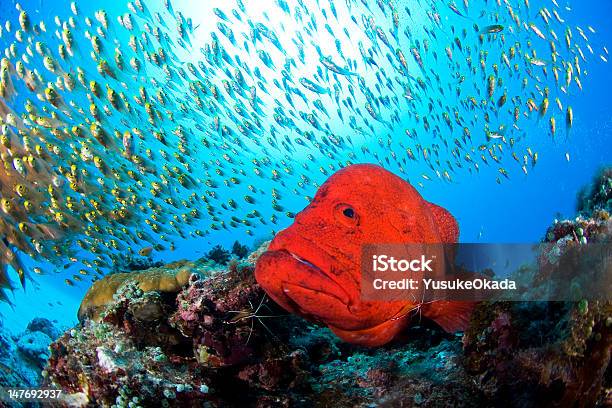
[0,0,607,299]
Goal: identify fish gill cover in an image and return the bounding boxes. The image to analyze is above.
[0,0,608,303]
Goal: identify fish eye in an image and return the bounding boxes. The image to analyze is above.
[335,203,358,226]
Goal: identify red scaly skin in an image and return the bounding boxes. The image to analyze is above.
[255,164,468,347]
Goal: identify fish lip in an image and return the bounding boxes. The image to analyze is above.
[269,229,360,292]
[287,251,320,272]
[268,248,351,306]
[287,248,352,304]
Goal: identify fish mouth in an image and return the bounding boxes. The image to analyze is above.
[255,248,355,326]
[276,248,351,305]
[287,251,319,272]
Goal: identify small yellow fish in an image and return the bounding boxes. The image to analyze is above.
[138,246,153,257]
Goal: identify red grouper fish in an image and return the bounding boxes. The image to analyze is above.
[255,164,475,347]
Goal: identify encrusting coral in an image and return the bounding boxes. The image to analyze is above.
[77,260,195,322]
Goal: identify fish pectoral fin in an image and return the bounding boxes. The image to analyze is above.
[328,317,408,347]
[421,300,476,333]
[427,202,459,242]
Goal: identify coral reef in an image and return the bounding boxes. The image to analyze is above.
[231,240,250,259]
[576,167,612,216]
[170,261,273,367]
[46,250,611,407]
[205,244,231,265]
[42,172,611,407]
[110,253,164,273]
[0,322,40,389]
[463,300,610,407]
[45,256,317,407]
[26,317,62,340]
[78,260,196,322]
[1,317,62,408]
[461,171,611,407]
[16,331,53,370]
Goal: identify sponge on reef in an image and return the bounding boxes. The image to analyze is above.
[78,260,194,322]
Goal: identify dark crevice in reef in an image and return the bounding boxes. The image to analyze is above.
[38,171,611,407]
[576,168,612,216]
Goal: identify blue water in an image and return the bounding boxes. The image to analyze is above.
[0,0,610,335]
